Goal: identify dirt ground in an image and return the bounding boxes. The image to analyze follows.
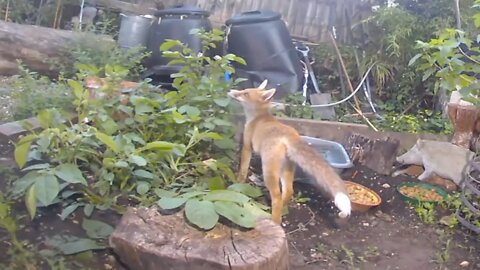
[285,166,480,270]
[0,147,479,269]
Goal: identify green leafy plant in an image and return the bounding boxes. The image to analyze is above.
[411,0,480,106]
[8,63,73,120]
[414,201,437,224]
[157,183,269,229]
[11,29,269,231]
[0,192,39,269]
[374,109,453,134]
[273,92,315,119]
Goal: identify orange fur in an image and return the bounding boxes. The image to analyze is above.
[229,81,352,224]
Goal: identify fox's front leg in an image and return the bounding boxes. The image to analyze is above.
[237,142,252,183]
[237,127,253,183]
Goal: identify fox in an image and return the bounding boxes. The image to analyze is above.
[228,80,352,224]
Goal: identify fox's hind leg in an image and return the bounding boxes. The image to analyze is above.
[281,160,296,208]
[262,147,287,224]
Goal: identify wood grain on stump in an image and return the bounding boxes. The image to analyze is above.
[109,207,289,270]
[447,103,480,150]
[345,133,400,175]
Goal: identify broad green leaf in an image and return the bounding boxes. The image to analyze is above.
[128,155,147,166]
[84,204,95,217]
[138,141,176,152]
[54,164,87,185]
[52,237,105,255]
[135,103,154,114]
[14,134,37,169]
[214,138,236,150]
[197,132,223,141]
[37,109,53,129]
[160,39,181,51]
[185,199,218,230]
[21,163,50,171]
[133,169,154,179]
[179,191,206,199]
[68,79,84,99]
[213,98,230,107]
[95,132,119,153]
[203,190,250,204]
[34,175,60,206]
[60,203,81,220]
[11,171,38,197]
[114,160,129,168]
[408,53,422,66]
[0,203,8,218]
[82,218,114,239]
[172,111,187,124]
[243,201,271,219]
[25,184,37,220]
[213,118,233,126]
[136,181,151,195]
[178,105,201,116]
[157,197,188,210]
[208,177,225,190]
[154,188,177,198]
[227,183,263,198]
[214,201,256,228]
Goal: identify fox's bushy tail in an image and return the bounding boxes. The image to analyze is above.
[286,139,351,217]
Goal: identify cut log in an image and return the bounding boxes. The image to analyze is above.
[109,207,289,270]
[345,133,400,175]
[447,103,480,150]
[0,21,114,77]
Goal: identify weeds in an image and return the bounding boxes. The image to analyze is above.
[414,201,437,224]
[432,229,453,268]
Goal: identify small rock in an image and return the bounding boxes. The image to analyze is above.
[362,222,370,227]
[371,220,379,227]
[290,253,307,267]
[382,183,391,188]
[375,211,393,222]
[439,215,456,226]
[459,261,469,267]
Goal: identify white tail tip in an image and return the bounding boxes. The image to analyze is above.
[334,193,351,218]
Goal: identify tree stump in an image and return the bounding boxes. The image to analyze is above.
[109,207,289,270]
[447,103,480,150]
[345,133,400,175]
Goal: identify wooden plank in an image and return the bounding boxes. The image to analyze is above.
[86,0,158,14]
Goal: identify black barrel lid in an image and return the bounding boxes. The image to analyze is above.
[226,10,281,25]
[155,4,210,17]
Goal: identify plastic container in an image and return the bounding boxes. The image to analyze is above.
[225,10,303,99]
[143,4,212,88]
[295,136,353,184]
[117,14,154,49]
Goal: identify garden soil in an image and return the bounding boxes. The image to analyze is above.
[0,146,478,269]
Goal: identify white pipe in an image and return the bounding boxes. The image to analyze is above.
[79,0,85,31]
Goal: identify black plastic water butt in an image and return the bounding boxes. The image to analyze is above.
[225,10,303,99]
[143,4,212,88]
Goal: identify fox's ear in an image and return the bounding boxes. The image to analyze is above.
[262,88,276,101]
[258,79,268,90]
[228,89,245,101]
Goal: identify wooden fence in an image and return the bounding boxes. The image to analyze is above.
[159,0,373,43]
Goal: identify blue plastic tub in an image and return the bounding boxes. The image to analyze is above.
[294,136,353,184]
